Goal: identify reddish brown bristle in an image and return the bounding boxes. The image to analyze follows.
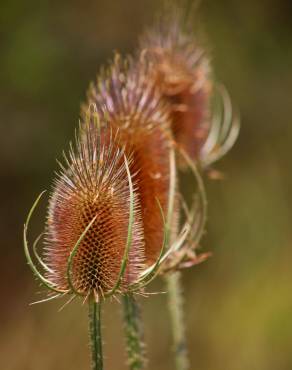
[45,123,145,297]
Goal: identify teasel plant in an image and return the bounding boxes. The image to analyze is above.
[23,105,202,369]
[139,3,240,370]
[24,118,145,370]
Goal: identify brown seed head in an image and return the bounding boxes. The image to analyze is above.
[140,9,212,163]
[82,54,174,265]
[45,121,145,298]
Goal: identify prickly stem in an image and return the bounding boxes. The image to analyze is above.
[166,271,190,370]
[88,299,103,370]
[123,294,146,370]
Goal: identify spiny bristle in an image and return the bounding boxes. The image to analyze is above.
[82,54,174,265]
[44,120,145,297]
[140,8,212,163]
[83,53,171,133]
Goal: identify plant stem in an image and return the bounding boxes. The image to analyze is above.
[166,271,190,370]
[88,299,103,370]
[122,293,146,370]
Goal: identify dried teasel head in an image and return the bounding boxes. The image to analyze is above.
[82,53,176,266]
[140,6,239,169]
[140,7,212,164]
[24,117,147,302]
[45,124,146,299]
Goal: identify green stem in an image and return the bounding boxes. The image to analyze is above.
[88,300,103,370]
[166,271,190,370]
[122,294,146,370]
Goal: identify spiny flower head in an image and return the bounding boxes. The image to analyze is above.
[82,54,175,265]
[32,118,146,301]
[23,111,183,302]
[140,8,212,164]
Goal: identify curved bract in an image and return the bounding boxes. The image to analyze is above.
[160,145,211,273]
[200,84,240,168]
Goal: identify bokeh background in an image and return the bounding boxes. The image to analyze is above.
[1,0,292,369]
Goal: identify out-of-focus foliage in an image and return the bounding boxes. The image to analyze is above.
[1,1,291,369]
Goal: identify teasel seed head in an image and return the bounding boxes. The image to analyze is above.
[140,8,212,165]
[44,119,145,299]
[82,53,176,266]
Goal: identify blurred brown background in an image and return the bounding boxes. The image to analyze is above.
[1,0,292,369]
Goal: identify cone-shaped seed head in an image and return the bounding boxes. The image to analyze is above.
[140,8,212,162]
[83,54,173,265]
[45,120,145,297]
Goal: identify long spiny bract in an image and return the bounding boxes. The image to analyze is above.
[82,54,175,266]
[44,120,145,299]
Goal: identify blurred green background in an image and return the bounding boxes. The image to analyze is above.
[1,0,292,369]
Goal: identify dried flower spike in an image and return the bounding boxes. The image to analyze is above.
[45,122,147,299]
[83,53,175,265]
[24,117,148,302]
